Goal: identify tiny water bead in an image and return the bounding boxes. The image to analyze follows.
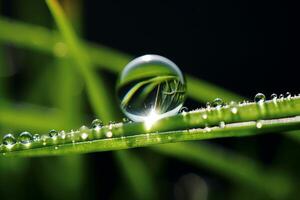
[212,98,223,108]
[219,121,226,128]
[91,119,103,128]
[33,134,41,142]
[49,129,58,138]
[256,120,263,129]
[2,134,16,147]
[18,132,33,144]
[254,93,266,103]
[117,55,186,122]
[271,93,277,100]
[286,92,291,100]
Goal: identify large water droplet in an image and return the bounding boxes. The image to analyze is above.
[117,55,186,122]
[2,134,16,147]
[18,132,33,144]
[254,93,266,103]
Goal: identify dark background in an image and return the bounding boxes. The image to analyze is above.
[0,0,299,199]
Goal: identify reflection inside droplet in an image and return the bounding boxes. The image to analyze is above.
[117,55,186,122]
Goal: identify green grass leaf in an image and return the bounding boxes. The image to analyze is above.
[1,96,300,156]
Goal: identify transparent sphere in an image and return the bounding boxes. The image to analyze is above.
[117,55,186,122]
[18,132,33,144]
[2,134,16,146]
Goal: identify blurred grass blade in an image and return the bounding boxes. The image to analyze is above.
[186,75,242,102]
[0,44,8,97]
[54,59,83,128]
[45,0,115,122]
[45,1,156,199]
[0,16,241,103]
[116,151,157,200]
[152,142,292,199]
[0,102,64,131]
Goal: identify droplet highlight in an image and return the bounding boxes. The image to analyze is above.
[256,120,263,129]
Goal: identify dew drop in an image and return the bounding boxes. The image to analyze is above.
[180,107,188,116]
[106,131,113,138]
[116,55,186,122]
[59,131,66,139]
[91,119,103,128]
[254,93,266,103]
[179,107,188,113]
[2,134,16,147]
[219,121,226,128]
[279,94,284,99]
[204,126,211,132]
[206,102,211,108]
[256,120,263,129]
[122,118,130,123]
[285,92,291,100]
[229,101,238,114]
[49,129,58,138]
[33,134,41,142]
[81,133,89,140]
[18,132,33,144]
[271,93,277,100]
[212,98,223,108]
[201,113,208,120]
[79,126,88,131]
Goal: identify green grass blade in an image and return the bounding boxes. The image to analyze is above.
[1,115,300,156]
[45,0,115,122]
[1,96,300,156]
[116,150,157,200]
[54,59,83,128]
[0,97,299,198]
[0,102,64,132]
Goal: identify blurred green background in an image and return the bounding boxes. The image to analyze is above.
[0,0,299,199]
